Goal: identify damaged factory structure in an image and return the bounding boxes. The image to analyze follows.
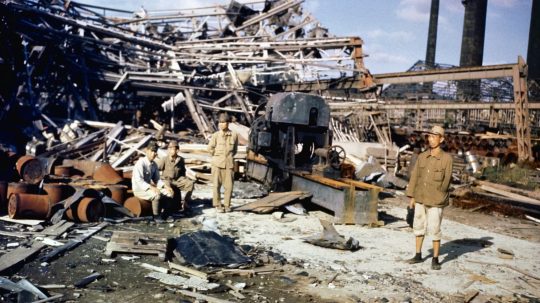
[0,0,539,302]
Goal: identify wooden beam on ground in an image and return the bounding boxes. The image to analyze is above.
[0,242,47,273]
[235,191,312,213]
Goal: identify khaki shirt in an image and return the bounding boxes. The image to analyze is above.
[207,130,238,169]
[156,155,186,181]
[406,150,453,207]
[132,156,165,193]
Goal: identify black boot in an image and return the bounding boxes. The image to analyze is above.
[431,257,441,270]
[405,252,423,264]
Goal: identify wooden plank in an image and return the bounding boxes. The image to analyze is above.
[235,191,311,213]
[176,289,235,303]
[168,262,208,280]
[0,242,47,273]
[41,220,75,237]
[476,180,540,201]
[0,216,44,226]
[111,135,152,168]
[479,185,540,206]
[90,121,124,161]
[0,230,30,239]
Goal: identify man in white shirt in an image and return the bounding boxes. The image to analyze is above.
[132,141,173,222]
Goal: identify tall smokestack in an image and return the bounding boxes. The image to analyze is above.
[425,0,439,68]
[528,0,540,80]
[459,0,488,67]
[458,0,488,100]
[424,0,439,95]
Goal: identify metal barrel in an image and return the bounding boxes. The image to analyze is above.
[53,165,73,177]
[105,184,127,205]
[7,182,38,200]
[0,181,7,214]
[8,193,52,219]
[123,197,152,217]
[43,183,76,204]
[15,155,45,184]
[66,197,104,223]
[93,163,123,184]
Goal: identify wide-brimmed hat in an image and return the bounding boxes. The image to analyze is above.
[427,125,445,137]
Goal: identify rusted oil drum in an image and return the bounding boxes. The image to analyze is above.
[8,193,52,219]
[122,170,133,180]
[43,183,76,204]
[0,181,7,214]
[105,184,127,204]
[93,163,123,184]
[66,197,104,223]
[7,182,38,200]
[15,155,45,184]
[124,197,152,217]
[54,165,73,177]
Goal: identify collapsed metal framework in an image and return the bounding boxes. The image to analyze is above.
[0,0,375,141]
[328,57,536,162]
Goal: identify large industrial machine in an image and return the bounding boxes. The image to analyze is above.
[246,92,380,225]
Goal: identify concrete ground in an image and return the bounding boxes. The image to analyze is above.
[193,183,540,302]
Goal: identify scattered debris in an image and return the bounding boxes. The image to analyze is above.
[304,219,361,251]
[172,231,250,267]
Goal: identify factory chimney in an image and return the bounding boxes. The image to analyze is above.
[423,0,439,95]
[458,0,488,100]
[459,0,488,67]
[528,0,540,81]
[425,0,439,69]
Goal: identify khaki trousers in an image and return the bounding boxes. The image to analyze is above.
[413,203,443,240]
[211,166,234,208]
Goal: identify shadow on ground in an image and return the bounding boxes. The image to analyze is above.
[434,237,494,264]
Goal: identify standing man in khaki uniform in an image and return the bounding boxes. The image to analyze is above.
[405,125,453,270]
[157,140,195,212]
[132,141,174,223]
[207,113,238,213]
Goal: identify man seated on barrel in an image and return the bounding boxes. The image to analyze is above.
[156,140,195,213]
[131,141,173,223]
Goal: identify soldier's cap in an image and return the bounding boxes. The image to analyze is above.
[427,125,445,137]
[146,141,158,152]
[168,140,179,148]
[218,112,231,123]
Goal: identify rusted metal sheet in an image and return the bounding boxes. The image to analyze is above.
[123,197,152,217]
[291,173,379,225]
[8,193,52,219]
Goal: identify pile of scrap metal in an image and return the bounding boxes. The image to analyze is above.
[0,0,377,152]
[0,149,131,223]
[0,116,252,222]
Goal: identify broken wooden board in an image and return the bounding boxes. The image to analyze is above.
[0,215,44,226]
[104,231,168,261]
[0,242,47,273]
[235,191,312,213]
[40,220,75,237]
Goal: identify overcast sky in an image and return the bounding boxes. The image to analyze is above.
[76,0,533,74]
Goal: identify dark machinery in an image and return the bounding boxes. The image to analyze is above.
[248,92,345,186]
[247,92,380,225]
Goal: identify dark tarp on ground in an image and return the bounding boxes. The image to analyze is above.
[172,231,251,267]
